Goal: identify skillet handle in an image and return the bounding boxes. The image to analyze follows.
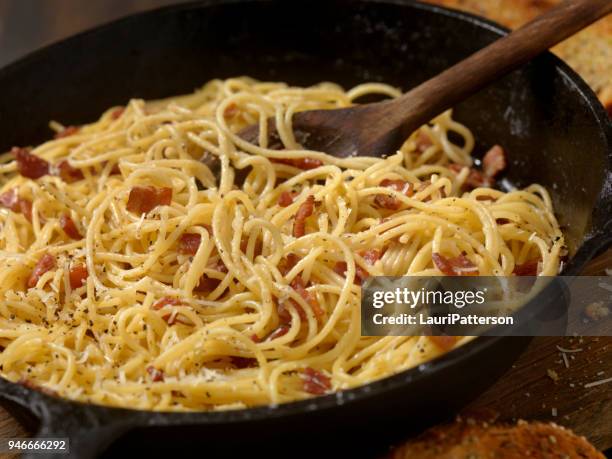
[22,414,130,459]
[0,382,130,459]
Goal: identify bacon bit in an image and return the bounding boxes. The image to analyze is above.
[152,298,187,325]
[223,103,239,118]
[250,334,261,343]
[277,300,301,322]
[19,379,58,397]
[230,356,257,369]
[293,195,315,238]
[0,189,18,210]
[432,253,479,276]
[57,160,84,183]
[360,249,381,265]
[14,147,50,179]
[240,236,263,257]
[69,264,88,289]
[152,297,182,310]
[273,157,323,170]
[126,186,172,214]
[54,125,80,139]
[268,324,290,340]
[302,367,331,395]
[146,366,165,382]
[59,214,82,239]
[513,259,540,276]
[27,253,56,288]
[333,261,370,286]
[0,189,31,221]
[381,179,415,196]
[111,107,125,120]
[429,336,459,351]
[374,179,414,210]
[418,180,431,192]
[416,131,433,153]
[19,198,33,222]
[279,253,300,276]
[374,194,400,210]
[482,145,507,178]
[194,260,228,293]
[178,233,202,255]
[448,163,491,189]
[278,190,297,207]
[290,275,324,319]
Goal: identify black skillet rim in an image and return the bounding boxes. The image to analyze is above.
[0,0,610,427]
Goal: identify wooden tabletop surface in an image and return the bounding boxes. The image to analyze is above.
[0,0,611,455]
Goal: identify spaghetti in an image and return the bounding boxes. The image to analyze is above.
[0,78,564,411]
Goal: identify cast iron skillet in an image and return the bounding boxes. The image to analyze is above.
[0,1,610,457]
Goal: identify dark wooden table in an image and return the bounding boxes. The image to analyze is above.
[0,0,610,454]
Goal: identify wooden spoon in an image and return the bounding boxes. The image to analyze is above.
[232,0,611,159]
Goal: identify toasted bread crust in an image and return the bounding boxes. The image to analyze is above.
[389,419,605,459]
[424,0,612,114]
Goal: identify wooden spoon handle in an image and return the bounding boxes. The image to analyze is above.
[390,0,612,132]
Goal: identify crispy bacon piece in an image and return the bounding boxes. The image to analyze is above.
[482,145,507,179]
[279,253,300,276]
[277,300,302,322]
[0,189,18,210]
[0,189,32,221]
[334,249,380,285]
[432,253,479,276]
[111,107,125,120]
[109,163,121,175]
[273,157,323,170]
[27,253,56,288]
[513,259,540,276]
[14,147,50,179]
[374,179,414,210]
[230,356,257,369]
[146,366,164,382]
[428,336,459,351]
[381,179,414,196]
[240,236,263,257]
[194,260,228,293]
[334,261,370,286]
[302,367,331,395]
[360,249,381,265]
[293,194,315,238]
[69,264,88,289]
[59,214,82,239]
[54,125,80,139]
[178,233,202,255]
[126,186,172,214]
[152,298,187,325]
[223,103,239,118]
[278,190,297,207]
[152,297,182,310]
[250,333,262,343]
[57,160,84,183]
[290,275,324,319]
[416,131,433,153]
[448,163,491,189]
[18,198,33,222]
[268,324,290,340]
